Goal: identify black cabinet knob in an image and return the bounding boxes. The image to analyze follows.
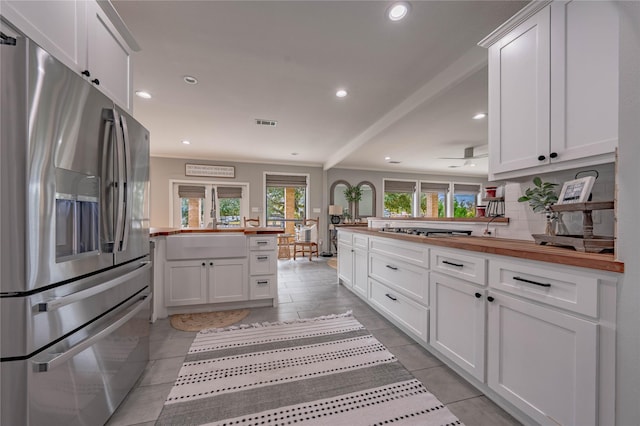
[538,155,546,161]
[550,152,558,159]
[209,262,213,266]
[487,296,495,302]
[201,262,205,266]
[81,70,91,77]
[475,292,482,298]
[91,78,100,85]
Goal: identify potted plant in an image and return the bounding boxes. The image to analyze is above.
[343,186,362,220]
[518,177,559,235]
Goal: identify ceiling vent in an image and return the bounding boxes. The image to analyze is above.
[255,119,277,127]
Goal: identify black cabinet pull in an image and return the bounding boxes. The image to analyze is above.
[209,262,213,266]
[538,155,546,161]
[201,262,206,266]
[257,241,268,245]
[257,280,268,285]
[81,70,91,77]
[91,78,100,85]
[475,292,482,298]
[257,256,269,260]
[487,296,495,302]
[550,152,558,159]
[442,260,463,268]
[385,265,398,271]
[513,276,551,287]
[385,293,397,301]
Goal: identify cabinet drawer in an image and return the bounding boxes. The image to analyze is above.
[337,231,352,245]
[431,249,487,286]
[353,234,368,249]
[248,236,277,251]
[489,258,599,317]
[249,252,276,275]
[370,279,428,342]
[250,275,276,299]
[369,237,429,267]
[369,253,428,305]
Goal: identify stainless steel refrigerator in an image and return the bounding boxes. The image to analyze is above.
[1,34,151,425]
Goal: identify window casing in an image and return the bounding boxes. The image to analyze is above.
[171,181,249,228]
[383,179,416,217]
[264,173,309,233]
[452,183,481,218]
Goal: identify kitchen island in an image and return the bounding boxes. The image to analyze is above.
[150,227,283,320]
[337,227,622,426]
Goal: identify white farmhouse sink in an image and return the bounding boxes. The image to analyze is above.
[166,234,246,260]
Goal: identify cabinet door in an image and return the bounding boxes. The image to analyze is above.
[550,0,618,163]
[164,260,207,306]
[86,1,131,111]
[337,243,353,288]
[352,247,368,299]
[1,0,87,73]
[430,273,485,381]
[488,6,550,176]
[487,292,597,426]
[208,259,248,303]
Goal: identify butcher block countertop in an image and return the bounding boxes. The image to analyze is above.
[345,228,624,274]
[150,227,284,237]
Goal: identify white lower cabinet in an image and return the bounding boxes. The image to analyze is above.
[248,236,278,302]
[337,232,368,299]
[165,258,248,307]
[337,242,353,288]
[352,247,368,298]
[370,278,428,342]
[429,273,485,381]
[487,292,597,426]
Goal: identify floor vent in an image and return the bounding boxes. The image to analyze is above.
[255,119,277,127]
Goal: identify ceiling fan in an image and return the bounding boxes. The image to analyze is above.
[440,146,488,168]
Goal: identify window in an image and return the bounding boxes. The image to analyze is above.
[452,183,481,218]
[171,181,248,228]
[265,173,308,235]
[383,180,416,217]
[420,182,449,218]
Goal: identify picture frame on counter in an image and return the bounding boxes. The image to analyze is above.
[185,164,235,178]
[557,176,596,204]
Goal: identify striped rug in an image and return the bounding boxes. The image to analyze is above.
[156,312,462,426]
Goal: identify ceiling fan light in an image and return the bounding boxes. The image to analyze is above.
[388,2,410,21]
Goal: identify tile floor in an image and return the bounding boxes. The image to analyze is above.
[106,257,521,426]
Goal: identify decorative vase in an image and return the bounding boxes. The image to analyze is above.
[545,217,556,236]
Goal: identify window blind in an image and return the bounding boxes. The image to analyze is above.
[454,184,481,195]
[217,186,242,199]
[178,185,205,199]
[384,180,416,193]
[420,182,450,193]
[265,174,307,188]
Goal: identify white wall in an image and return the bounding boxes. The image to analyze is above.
[613,2,640,423]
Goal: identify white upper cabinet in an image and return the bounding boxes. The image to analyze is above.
[1,0,136,112]
[480,1,619,180]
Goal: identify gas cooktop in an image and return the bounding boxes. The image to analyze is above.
[380,227,472,237]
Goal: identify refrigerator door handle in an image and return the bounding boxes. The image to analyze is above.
[119,114,131,251]
[31,294,150,372]
[113,108,126,252]
[34,261,151,312]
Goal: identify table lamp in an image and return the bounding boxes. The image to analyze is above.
[329,205,343,224]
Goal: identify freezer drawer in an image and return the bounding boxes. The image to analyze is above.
[1,291,151,426]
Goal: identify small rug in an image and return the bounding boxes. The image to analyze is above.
[327,258,337,269]
[157,312,462,425]
[170,309,250,332]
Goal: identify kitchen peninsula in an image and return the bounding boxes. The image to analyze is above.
[337,226,622,426]
[150,227,282,320]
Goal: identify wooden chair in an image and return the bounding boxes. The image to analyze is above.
[293,218,319,260]
[243,216,260,227]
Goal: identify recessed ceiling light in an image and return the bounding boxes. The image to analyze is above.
[473,113,487,120]
[336,89,348,98]
[384,156,391,161]
[387,2,410,21]
[181,140,191,145]
[183,75,198,85]
[135,90,152,99]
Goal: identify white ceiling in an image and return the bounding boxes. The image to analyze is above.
[113,0,527,176]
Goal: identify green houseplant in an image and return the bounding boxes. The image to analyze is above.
[518,177,559,235]
[343,186,362,222]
